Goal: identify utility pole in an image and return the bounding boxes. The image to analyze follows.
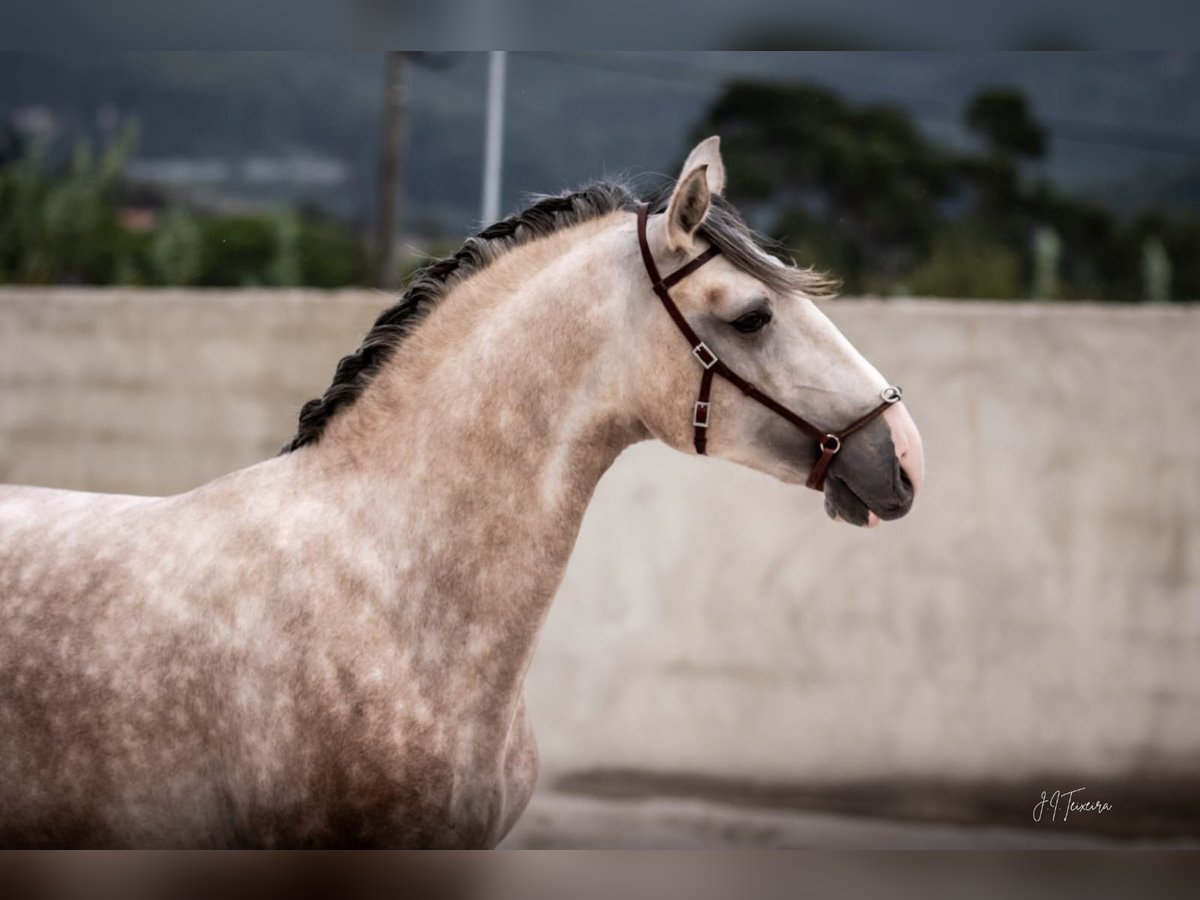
[480,51,507,226]
[375,51,407,289]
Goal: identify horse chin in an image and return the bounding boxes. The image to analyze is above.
[822,476,880,528]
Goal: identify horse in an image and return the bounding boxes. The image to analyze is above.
[0,137,923,847]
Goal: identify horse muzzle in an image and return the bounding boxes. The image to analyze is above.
[824,400,924,528]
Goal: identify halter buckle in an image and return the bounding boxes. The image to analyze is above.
[881,386,902,404]
[821,434,841,454]
[693,401,710,428]
[692,342,718,370]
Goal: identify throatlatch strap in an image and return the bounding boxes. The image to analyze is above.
[693,366,715,454]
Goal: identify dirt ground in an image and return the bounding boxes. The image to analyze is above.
[501,791,1200,849]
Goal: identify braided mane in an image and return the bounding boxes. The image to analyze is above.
[282,180,832,453]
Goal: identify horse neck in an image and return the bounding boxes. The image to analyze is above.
[306,214,643,690]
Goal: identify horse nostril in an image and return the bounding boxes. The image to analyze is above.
[899,468,913,494]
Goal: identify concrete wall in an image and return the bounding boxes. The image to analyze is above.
[2,289,1198,803]
[0,289,385,493]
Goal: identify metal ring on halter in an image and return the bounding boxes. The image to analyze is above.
[881,386,902,404]
[821,434,841,454]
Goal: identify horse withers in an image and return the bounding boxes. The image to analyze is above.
[0,137,923,847]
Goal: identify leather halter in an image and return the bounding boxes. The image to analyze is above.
[636,203,902,492]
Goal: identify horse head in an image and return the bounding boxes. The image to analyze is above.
[628,137,924,526]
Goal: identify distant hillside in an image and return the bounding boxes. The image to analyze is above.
[2,52,1198,237]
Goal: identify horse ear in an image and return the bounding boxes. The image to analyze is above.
[679,135,726,196]
[665,136,725,252]
[665,165,711,253]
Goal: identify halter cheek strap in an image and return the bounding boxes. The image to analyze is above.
[635,204,902,491]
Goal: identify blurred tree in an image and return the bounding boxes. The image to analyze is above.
[197,217,276,286]
[0,126,369,288]
[965,88,1046,161]
[270,212,303,287]
[697,80,1048,298]
[907,223,1022,300]
[690,78,1200,302]
[193,213,367,288]
[1162,217,1199,301]
[296,216,368,288]
[150,207,203,285]
[0,128,133,284]
[1130,210,1199,302]
[1029,187,1125,300]
[694,81,953,292]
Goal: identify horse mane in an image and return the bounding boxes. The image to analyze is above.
[282,180,834,454]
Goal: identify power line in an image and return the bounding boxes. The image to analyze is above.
[519,51,1200,158]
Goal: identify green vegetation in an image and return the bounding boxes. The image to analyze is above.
[0,70,1195,301]
[695,83,1199,301]
[0,129,130,284]
[0,130,367,288]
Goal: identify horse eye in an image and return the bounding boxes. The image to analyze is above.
[731,310,772,333]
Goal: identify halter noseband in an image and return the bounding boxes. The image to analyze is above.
[636,203,902,492]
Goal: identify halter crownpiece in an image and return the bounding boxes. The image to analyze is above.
[635,203,902,492]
